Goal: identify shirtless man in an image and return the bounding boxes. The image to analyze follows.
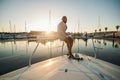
[57,16,74,58]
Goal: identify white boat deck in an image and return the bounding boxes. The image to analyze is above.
[0,53,120,80]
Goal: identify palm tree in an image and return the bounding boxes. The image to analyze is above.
[104,27,108,38]
[115,25,120,32]
[95,29,97,33]
[105,27,108,32]
[94,29,97,36]
[99,29,101,32]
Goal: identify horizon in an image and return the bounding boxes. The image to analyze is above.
[0,0,120,33]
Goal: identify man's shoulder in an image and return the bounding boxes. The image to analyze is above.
[58,21,65,26]
[59,21,63,24]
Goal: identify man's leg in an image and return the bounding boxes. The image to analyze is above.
[69,37,73,52]
[64,38,70,54]
[64,37,73,56]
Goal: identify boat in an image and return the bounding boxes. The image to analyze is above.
[0,53,120,80]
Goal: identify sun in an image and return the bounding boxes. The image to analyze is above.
[28,18,58,32]
[46,42,51,46]
[46,29,51,33]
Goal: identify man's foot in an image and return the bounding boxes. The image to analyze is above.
[67,53,69,56]
[68,54,74,59]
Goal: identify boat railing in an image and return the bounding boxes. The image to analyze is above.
[91,38,103,59]
[28,40,64,67]
[29,42,40,67]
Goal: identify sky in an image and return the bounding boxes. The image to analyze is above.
[0,0,120,33]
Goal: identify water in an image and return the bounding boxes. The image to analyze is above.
[0,39,120,75]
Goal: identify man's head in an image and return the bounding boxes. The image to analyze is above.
[62,16,67,23]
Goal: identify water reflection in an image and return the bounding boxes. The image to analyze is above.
[103,40,107,46]
[0,38,120,75]
[93,39,120,48]
[112,40,120,48]
[0,39,120,58]
[81,38,88,46]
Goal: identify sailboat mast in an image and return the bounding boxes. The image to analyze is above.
[2,27,4,32]
[49,10,51,31]
[9,20,12,33]
[25,21,27,32]
[98,16,101,28]
[14,25,16,33]
[78,19,80,33]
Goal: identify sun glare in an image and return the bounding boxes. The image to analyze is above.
[46,42,51,46]
[45,59,54,66]
[46,30,51,33]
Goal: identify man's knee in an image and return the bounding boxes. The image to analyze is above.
[69,37,73,42]
[64,36,73,43]
[66,38,72,44]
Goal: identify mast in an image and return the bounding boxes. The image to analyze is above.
[2,27,4,32]
[98,16,101,28]
[25,21,27,32]
[14,25,16,33]
[78,19,80,33]
[9,20,12,33]
[49,10,51,31]
[49,10,52,58]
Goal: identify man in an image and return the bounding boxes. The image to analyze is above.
[57,16,74,58]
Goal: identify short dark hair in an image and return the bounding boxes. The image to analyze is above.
[62,16,67,20]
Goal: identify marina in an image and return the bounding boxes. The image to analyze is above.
[0,0,120,79]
